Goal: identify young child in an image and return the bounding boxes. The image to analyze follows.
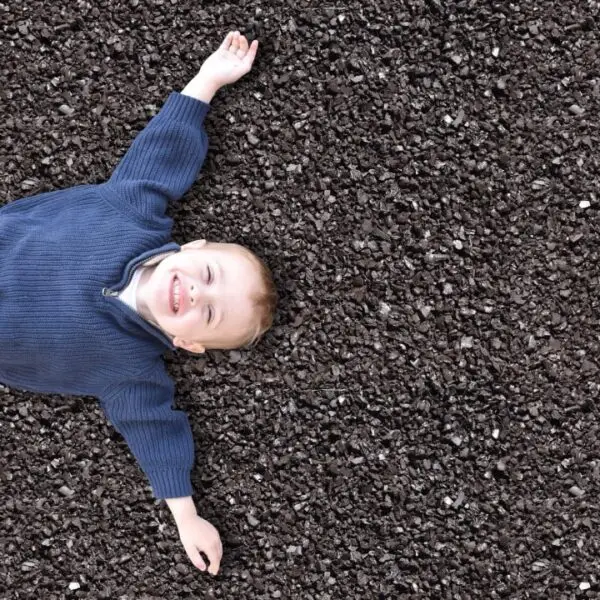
[0,31,276,575]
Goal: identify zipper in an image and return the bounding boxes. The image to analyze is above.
[101,250,174,298]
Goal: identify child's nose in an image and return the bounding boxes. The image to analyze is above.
[189,282,198,305]
[188,281,205,306]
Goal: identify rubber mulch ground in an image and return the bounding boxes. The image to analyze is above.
[1,1,600,599]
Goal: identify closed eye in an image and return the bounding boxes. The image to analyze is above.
[206,266,213,284]
[207,305,213,325]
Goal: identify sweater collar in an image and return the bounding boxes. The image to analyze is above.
[106,242,182,349]
[114,241,181,290]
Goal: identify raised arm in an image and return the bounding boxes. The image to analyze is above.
[104,31,258,221]
[105,92,210,221]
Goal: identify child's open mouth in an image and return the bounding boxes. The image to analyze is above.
[171,275,181,314]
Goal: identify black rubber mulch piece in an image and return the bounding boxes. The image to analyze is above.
[1,1,600,598]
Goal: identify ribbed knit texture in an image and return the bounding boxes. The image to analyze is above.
[0,92,210,498]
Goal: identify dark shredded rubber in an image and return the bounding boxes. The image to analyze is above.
[1,1,600,598]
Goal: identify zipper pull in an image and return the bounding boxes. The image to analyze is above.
[102,288,119,297]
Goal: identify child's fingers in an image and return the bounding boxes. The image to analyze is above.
[238,35,249,54]
[206,545,222,576]
[207,559,221,575]
[185,545,207,571]
[242,40,259,68]
[230,30,241,53]
[220,31,234,51]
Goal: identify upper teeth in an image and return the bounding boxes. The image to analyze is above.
[173,278,180,312]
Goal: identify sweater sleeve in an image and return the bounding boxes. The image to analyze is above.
[103,92,210,221]
[100,370,195,499]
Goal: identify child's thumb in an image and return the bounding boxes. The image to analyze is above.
[185,544,207,571]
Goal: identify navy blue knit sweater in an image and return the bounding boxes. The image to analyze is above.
[0,92,211,498]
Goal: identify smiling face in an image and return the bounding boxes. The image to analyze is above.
[136,240,265,353]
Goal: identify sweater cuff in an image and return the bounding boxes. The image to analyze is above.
[161,92,210,124]
[148,468,194,499]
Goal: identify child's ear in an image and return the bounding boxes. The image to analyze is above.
[181,239,207,251]
[173,337,206,354]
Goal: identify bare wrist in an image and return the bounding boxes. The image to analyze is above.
[181,73,219,104]
[166,496,198,525]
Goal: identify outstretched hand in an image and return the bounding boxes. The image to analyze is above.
[181,31,259,103]
[199,31,259,88]
[178,514,223,575]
